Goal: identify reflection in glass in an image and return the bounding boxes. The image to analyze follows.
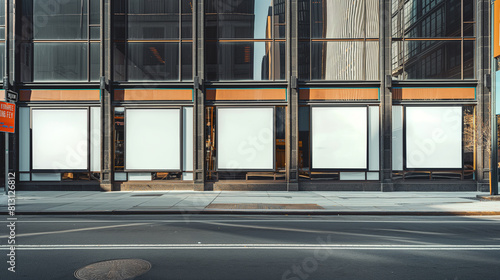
[31,0,89,40]
[0,0,4,26]
[206,42,282,81]
[206,0,274,39]
[90,43,100,82]
[117,0,180,40]
[299,0,378,39]
[33,43,87,81]
[393,41,467,80]
[310,41,368,80]
[114,43,179,81]
[463,41,475,79]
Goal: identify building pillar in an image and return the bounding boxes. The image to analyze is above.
[476,0,491,191]
[100,0,113,191]
[287,0,299,191]
[381,0,393,192]
[193,0,205,191]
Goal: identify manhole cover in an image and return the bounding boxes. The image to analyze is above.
[74,259,151,280]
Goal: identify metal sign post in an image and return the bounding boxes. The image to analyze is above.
[491,1,499,195]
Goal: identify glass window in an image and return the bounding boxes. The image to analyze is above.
[21,0,101,82]
[206,41,281,81]
[391,0,475,80]
[205,0,286,81]
[298,0,379,81]
[113,0,192,82]
[31,0,88,40]
[33,43,88,82]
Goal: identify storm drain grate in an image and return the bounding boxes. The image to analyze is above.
[131,194,164,197]
[74,259,151,280]
[206,203,324,210]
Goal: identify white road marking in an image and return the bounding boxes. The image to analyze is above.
[1,218,499,224]
[1,244,499,251]
[0,223,152,238]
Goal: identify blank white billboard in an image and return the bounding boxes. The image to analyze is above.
[312,107,367,169]
[406,107,462,169]
[217,107,274,170]
[32,109,89,170]
[126,108,181,170]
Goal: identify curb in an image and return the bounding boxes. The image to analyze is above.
[477,195,500,201]
[2,210,500,216]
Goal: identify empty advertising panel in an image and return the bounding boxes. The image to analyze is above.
[312,107,367,169]
[406,107,462,169]
[126,108,181,171]
[217,107,274,170]
[32,109,89,170]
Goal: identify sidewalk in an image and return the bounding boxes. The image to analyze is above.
[1,191,500,215]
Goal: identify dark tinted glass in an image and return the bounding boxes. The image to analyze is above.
[33,43,88,81]
[90,42,100,81]
[181,42,192,80]
[463,41,475,79]
[403,41,462,79]
[205,42,275,80]
[463,0,474,22]
[205,0,273,39]
[463,23,474,37]
[298,42,310,80]
[181,0,193,38]
[32,0,88,40]
[126,0,179,39]
[118,42,179,81]
[402,0,461,38]
[0,0,5,26]
[276,42,286,80]
[90,0,100,25]
[298,0,310,39]
[274,0,286,38]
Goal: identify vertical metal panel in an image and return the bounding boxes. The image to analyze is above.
[392,105,403,171]
[369,106,380,171]
[90,107,101,172]
[19,107,30,172]
[183,107,193,172]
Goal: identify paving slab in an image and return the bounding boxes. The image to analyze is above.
[1,191,500,215]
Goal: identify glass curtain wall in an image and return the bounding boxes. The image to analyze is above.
[113,0,193,81]
[20,0,100,82]
[205,0,286,81]
[298,0,380,80]
[392,0,475,79]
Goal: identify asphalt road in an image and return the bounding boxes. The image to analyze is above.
[0,215,499,280]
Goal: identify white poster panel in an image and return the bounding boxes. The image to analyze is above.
[32,109,89,170]
[126,108,181,170]
[217,107,274,170]
[392,106,404,171]
[312,107,367,169]
[406,107,462,169]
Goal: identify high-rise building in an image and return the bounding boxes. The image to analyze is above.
[0,0,492,192]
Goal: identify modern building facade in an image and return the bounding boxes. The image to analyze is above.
[0,0,493,192]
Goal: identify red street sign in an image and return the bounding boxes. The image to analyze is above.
[0,101,15,133]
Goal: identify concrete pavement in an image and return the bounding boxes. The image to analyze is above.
[1,191,500,215]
